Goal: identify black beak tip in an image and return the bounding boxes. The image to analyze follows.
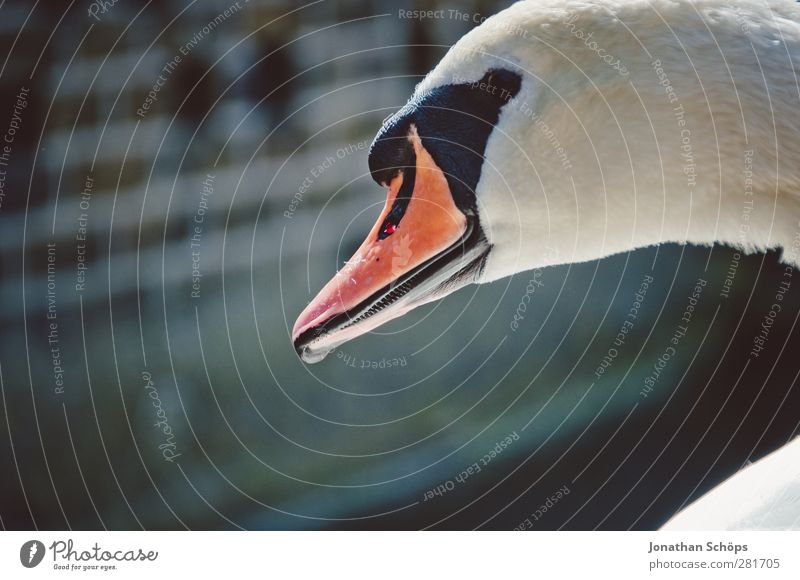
[292,327,332,364]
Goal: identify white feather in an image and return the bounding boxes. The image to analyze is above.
[415,0,800,281]
[661,436,800,530]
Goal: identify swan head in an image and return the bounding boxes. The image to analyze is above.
[292,2,613,362]
[292,58,537,362]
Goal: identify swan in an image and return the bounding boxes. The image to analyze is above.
[661,436,800,529]
[292,0,800,529]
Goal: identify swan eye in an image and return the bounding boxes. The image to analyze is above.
[379,206,402,239]
[377,165,415,241]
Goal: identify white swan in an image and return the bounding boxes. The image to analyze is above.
[293,0,800,529]
[662,436,800,529]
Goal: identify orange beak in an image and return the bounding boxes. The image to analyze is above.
[293,127,483,363]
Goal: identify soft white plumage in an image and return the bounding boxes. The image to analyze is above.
[662,437,800,529]
[417,0,800,281]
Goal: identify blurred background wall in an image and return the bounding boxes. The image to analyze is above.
[0,0,798,530]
